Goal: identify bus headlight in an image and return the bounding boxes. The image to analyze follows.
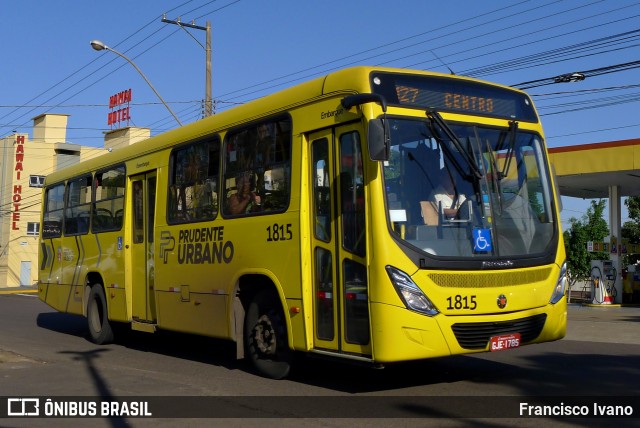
[385,266,439,316]
[550,261,568,304]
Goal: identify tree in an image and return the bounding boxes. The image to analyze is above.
[563,199,609,282]
[622,195,640,265]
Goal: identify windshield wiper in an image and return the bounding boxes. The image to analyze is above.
[426,110,482,180]
[500,120,519,179]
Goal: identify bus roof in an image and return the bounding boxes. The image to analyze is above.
[44,66,525,185]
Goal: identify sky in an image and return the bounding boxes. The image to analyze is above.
[2,0,640,230]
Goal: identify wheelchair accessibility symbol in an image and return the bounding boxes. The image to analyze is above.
[473,228,493,253]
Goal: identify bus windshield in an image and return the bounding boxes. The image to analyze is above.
[383,117,555,259]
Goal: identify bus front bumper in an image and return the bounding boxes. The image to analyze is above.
[369,298,567,363]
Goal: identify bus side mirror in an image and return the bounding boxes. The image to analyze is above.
[341,93,390,162]
[368,118,390,161]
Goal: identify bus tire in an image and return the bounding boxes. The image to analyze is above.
[244,289,291,379]
[87,284,114,345]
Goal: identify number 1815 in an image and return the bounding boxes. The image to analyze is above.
[266,223,292,241]
[446,294,477,310]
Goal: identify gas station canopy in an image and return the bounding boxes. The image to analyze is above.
[549,138,640,304]
[549,138,640,199]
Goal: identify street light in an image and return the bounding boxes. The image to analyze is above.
[90,40,182,126]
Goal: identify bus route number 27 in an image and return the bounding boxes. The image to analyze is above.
[446,294,477,310]
[266,223,293,242]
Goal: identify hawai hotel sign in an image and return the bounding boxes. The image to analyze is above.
[108,88,132,127]
[11,135,25,231]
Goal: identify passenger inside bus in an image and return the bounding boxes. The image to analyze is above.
[227,172,262,214]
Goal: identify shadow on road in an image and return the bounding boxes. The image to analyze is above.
[36,312,88,339]
[36,311,240,370]
[35,311,640,396]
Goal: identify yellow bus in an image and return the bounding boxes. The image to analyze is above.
[38,66,567,379]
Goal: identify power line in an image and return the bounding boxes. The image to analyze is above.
[0,100,200,109]
[463,27,640,78]
[5,1,640,144]
[0,1,200,137]
[210,1,640,110]
[532,83,640,98]
[210,0,543,101]
[546,122,640,140]
[513,59,640,90]
[0,1,241,138]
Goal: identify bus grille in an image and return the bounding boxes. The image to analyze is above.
[428,268,552,288]
[451,314,547,350]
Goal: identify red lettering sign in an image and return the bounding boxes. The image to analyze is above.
[109,89,132,108]
[13,136,24,230]
[107,89,132,127]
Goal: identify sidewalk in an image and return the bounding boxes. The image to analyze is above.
[0,285,38,295]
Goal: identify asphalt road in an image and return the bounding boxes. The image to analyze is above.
[0,293,638,427]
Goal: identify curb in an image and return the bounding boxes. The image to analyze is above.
[569,302,640,308]
[582,303,622,308]
[0,287,38,295]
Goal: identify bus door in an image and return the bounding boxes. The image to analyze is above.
[309,125,371,357]
[130,172,157,323]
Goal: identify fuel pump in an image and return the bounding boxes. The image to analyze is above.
[590,260,616,304]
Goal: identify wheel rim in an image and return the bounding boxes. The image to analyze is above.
[252,314,277,357]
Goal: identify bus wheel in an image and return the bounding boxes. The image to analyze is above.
[244,290,291,379]
[87,284,114,345]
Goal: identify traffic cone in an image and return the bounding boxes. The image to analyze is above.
[603,284,614,304]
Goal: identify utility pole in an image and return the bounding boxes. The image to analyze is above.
[162,15,213,117]
[205,21,212,116]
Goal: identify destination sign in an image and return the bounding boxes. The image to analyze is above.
[370,72,538,122]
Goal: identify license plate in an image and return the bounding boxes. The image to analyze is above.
[490,333,521,352]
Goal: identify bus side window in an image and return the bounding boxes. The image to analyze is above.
[223,117,292,216]
[168,137,220,223]
[93,165,125,233]
[64,175,91,236]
